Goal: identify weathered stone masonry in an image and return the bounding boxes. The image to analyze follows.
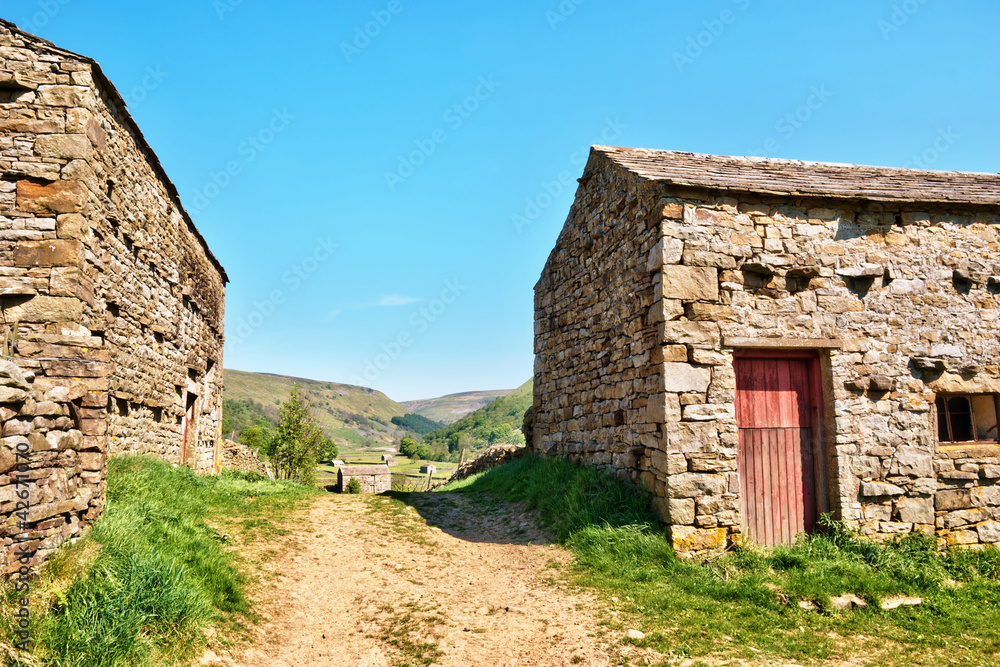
[531,145,1000,555]
[1,21,227,574]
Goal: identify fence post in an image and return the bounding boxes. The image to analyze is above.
[460,448,467,466]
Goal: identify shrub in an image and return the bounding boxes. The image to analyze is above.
[346,477,362,494]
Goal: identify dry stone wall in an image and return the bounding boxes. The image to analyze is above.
[0,21,226,574]
[532,149,1000,555]
[532,162,663,488]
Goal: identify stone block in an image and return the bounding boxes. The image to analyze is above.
[861,481,905,497]
[646,238,683,272]
[16,180,85,214]
[666,422,719,454]
[667,498,695,525]
[659,321,720,347]
[5,296,83,323]
[36,85,90,107]
[0,444,16,474]
[13,240,84,268]
[687,303,740,322]
[662,363,711,393]
[936,489,973,511]
[978,521,1000,543]
[652,345,688,363]
[670,525,727,554]
[971,485,1000,508]
[666,453,688,474]
[0,386,29,404]
[56,213,89,240]
[34,134,92,159]
[895,496,934,524]
[682,403,734,421]
[945,530,979,546]
[944,508,988,529]
[659,266,718,301]
[890,446,934,478]
[50,267,95,305]
[667,472,725,498]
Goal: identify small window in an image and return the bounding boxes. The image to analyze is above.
[936,394,1000,444]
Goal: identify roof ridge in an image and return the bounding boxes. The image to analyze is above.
[591,145,1000,206]
[1,19,229,283]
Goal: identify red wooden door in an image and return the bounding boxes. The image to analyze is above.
[735,356,818,546]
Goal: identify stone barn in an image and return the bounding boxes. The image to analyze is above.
[530,145,1000,555]
[338,465,391,493]
[1,21,227,573]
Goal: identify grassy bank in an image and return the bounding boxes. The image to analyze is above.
[440,457,1000,666]
[1,456,316,667]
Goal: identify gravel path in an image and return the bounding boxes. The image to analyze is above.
[208,492,621,667]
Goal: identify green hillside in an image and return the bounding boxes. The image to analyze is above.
[223,369,415,451]
[402,389,512,424]
[423,379,532,451]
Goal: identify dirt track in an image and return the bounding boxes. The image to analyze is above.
[207,493,628,667]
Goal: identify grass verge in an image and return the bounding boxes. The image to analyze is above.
[1,456,316,667]
[439,456,1000,666]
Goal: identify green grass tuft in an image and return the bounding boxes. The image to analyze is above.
[440,455,1000,666]
[1,456,316,667]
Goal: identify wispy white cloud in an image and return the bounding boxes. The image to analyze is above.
[377,295,423,307]
[323,308,343,322]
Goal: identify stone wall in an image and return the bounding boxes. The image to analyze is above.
[0,21,226,573]
[532,160,663,492]
[532,148,1000,554]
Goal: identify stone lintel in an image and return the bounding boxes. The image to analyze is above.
[724,336,842,350]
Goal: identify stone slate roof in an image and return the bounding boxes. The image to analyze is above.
[1,19,229,283]
[595,145,1000,207]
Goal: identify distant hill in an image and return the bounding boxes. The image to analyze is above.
[402,390,512,424]
[223,369,417,450]
[423,379,532,450]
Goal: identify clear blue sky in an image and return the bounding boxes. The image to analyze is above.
[4,1,998,401]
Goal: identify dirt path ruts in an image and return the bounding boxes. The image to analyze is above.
[210,493,622,667]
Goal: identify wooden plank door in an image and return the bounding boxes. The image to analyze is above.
[735,356,818,546]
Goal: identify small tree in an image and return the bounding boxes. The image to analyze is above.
[318,436,338,462]
[269,385,326,485]
[346,477,362,494]
[399,435,418,457]
[239,423,273,454]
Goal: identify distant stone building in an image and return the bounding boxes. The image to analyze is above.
[338,465,390,493]
[381,454,396,466]
[419,464,436,474]
[1,21,227,573]
[531,145,1000,555]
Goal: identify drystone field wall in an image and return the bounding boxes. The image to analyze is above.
[532,153,1000,554]
[0,23,226,573]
